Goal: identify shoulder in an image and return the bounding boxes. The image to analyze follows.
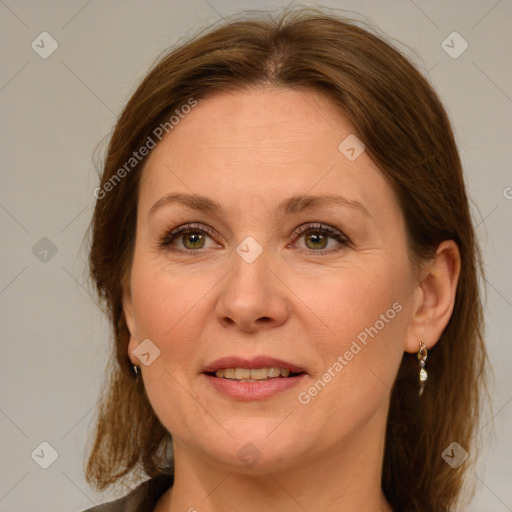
[80,474,173,512]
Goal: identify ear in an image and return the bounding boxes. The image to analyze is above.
[122,279,140,366]
[404,240,461,353]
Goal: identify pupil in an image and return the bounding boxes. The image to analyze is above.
[306,232,327,249]
[184,232,204,249]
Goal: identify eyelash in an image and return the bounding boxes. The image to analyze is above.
[157,222,350,256]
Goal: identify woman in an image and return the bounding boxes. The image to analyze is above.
[84,7,488,512]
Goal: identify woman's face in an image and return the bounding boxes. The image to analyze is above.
[124,87,420,473]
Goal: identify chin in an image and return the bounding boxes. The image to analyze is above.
[171,422,302,472]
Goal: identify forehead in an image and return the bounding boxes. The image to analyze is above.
[138,87,398,221]
[146,87,348,166]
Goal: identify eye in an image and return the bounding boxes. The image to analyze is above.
[158,223,219,254]
[158,222,350,256]
[289,223,350,254]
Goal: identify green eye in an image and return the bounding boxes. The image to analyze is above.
[158,222,350,255]
[304,231,329,250]
[292,223,350,254]
[181,231,206,250]
[158,223,216,253]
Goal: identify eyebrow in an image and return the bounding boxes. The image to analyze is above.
[147,192,370,219]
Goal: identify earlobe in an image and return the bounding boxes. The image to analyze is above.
[405,240,461,353]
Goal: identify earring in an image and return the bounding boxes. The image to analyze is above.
[417,341,428,396]
[133,364,139,379]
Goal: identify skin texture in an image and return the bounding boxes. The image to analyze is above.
[123,87,460,512]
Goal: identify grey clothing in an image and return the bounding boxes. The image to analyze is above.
[81,475,173,512]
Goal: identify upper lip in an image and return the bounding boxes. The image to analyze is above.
[203,356,306,374]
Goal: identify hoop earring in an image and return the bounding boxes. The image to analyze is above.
[417,341,428,396]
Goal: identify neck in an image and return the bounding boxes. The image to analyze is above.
[159,405,393,512]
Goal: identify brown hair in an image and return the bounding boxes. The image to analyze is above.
[85,7,488,510]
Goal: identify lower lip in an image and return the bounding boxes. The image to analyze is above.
[203,373,307,400]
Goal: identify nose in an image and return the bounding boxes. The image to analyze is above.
[215,248,290,333]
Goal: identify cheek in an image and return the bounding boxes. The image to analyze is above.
[129,258,213,434]
[294,258,406,343]
[293,259,409,408]
[128,254,212,418]
[130,253,208,342]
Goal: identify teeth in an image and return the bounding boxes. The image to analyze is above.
[250,368,269,379]
[235,368,251,379]
[223,368,236,379]
[214,367,295,380]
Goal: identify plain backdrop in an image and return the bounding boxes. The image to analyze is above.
[0,1,511,511]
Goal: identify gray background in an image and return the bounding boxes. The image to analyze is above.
[0,0,511,510]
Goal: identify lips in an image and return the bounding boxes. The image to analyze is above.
[203,356,308,400]
[202,356,308,400]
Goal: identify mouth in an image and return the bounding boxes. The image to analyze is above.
[202,356,308,400]
[205,367,306,382]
